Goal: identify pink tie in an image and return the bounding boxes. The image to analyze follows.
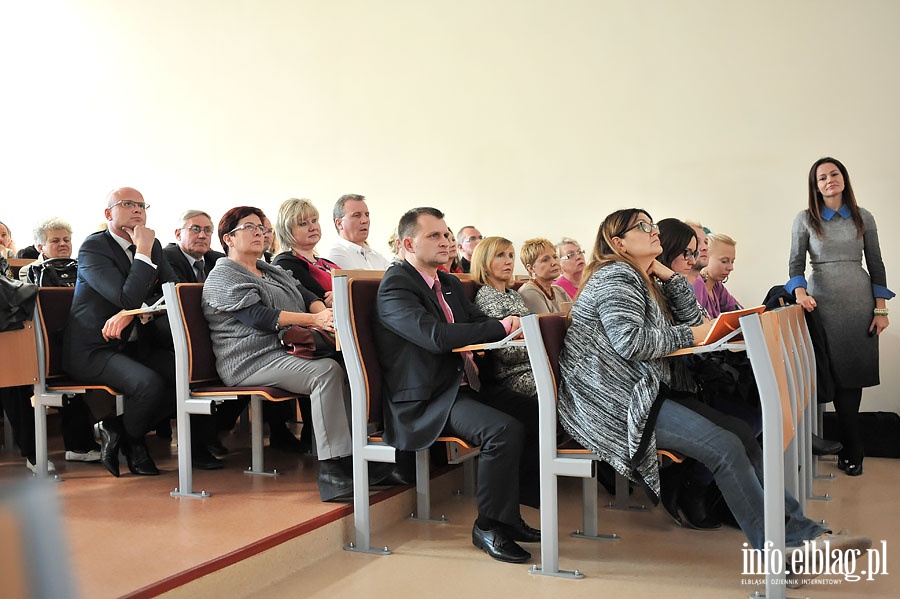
[433,278,481,392]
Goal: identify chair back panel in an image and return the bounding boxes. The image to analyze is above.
[538,314,568,390]
[348,279,383,426]
[759,311,795,450]
[175,283,219,383]
[36,287,74,378]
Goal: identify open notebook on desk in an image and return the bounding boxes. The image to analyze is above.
[453,328,525,353]
[667,305,764,356]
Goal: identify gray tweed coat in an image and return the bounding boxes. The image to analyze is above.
[557,261,701,500]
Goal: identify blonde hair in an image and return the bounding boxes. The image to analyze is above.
[275,198,319,251]
[707,232,736,249]
[470,236,513,287]
[519,238,555,270]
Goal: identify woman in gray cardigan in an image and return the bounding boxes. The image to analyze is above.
[557,209,867,574]
[202,206,354,502]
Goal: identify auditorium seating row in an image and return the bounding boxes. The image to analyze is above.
[20,272,824,597]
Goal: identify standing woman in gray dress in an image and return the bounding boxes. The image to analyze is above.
[786,157,894,476]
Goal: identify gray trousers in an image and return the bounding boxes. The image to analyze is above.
[239,354,352,460]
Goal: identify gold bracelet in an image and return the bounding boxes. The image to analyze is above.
[873,308,889,317]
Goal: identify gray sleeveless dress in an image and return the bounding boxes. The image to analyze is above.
[788,207,889,388]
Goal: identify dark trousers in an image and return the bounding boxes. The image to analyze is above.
[88,341,214,446]
[833,387,863,461]
[442,385,539,526]
[0,387,97,460]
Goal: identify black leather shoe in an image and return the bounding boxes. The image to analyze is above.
[192,447,224,470]
[97,418,124,478]
[207,439,228,457]
[124,438,160,476]
[472,523,531,563]
[318,459,354,502]
[369,462,415,487]
[503,519,541,543]
[838,458,863,476]
[811,434,842,456]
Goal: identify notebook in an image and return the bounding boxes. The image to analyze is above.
[697,305,765,346]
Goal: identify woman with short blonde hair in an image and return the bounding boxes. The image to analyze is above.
[272,198,340,307]
[518,238,572,314]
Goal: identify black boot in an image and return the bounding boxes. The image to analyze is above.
[658,466,683,526]
[678,481,721,530]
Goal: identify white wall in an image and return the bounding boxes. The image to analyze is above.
[1,0,897,410]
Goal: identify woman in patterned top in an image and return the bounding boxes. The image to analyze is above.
[471,236,535,397]
[556,209,868,570]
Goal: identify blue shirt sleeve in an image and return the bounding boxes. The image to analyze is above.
[785,275,807,294]
[873,284,896,300]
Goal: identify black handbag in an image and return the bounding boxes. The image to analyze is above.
[277,325,339,360]
[28,257,78,288]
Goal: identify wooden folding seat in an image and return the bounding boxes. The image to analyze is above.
[333,271,479,556]
[32,287,123,478]
[163,282,298,498]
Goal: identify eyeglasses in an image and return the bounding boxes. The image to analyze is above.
[462,235,483,243]
[616,220,658,237]
[680,248,700,261]
[182,225,214,235]
[560,249,585,261]
[228,223,271,235]
[109,200,150,211]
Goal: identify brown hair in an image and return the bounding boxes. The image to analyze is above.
[581,209,669,316]
[218,206,266,255]
[806,157,864,238]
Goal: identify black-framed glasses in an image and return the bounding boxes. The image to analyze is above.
[109,200,150,211]
[228,223,271,235]
[616,220,658,237]
[182,225,214,235]
[560,249,585,261]
[680,248,700,261]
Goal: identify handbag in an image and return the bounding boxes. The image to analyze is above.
[28,257,79,288]
[278,325,339,360]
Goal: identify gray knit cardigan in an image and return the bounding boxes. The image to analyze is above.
[557,261,701,500]
[201,258,309,386]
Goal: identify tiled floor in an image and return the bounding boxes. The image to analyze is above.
[1,416,898,599]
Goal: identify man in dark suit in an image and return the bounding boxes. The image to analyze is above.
[163,209,224,283]
[63,187,220,477]
[374,207,540,564]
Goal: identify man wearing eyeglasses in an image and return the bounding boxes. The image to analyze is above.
[456,225,483,273]
[163,210,225,284]
[63,187,221,478]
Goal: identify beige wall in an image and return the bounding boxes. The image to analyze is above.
[1,0,897,410]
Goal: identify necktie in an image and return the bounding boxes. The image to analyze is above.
[432,278,480,392]
[127,244,136,262]
[194,259,206,283]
